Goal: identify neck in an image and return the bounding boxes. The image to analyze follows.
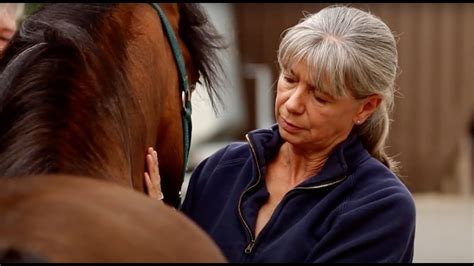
[277,142,333,186]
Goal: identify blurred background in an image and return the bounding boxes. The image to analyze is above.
[15,3,474,263]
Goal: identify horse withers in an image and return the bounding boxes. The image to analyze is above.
[0,3,225,262]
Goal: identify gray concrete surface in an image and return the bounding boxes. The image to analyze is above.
[413,193,473,263]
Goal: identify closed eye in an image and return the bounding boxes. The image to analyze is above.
[283,75,296,83]
[314,96,328,104]
[313,90,333,104]
[0,35,11,42]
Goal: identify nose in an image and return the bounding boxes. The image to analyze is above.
[285,85,306,115]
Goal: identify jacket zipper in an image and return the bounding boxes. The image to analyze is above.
[237,134,262,254]
[238,133,347,255]
[244,240,255,254]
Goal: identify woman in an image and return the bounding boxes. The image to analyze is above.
[145,5,415,263]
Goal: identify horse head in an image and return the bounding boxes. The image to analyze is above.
[0,3,226,262]
[0,3,223,206]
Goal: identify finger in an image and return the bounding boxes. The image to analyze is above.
[146,154,158,178]
[144,172,158,198]
[146,154,162,191]
[153,150,159,166]
[149,150,160,179]
[147,147,154,162]
[144,172,153,192]
[145,172,164,203]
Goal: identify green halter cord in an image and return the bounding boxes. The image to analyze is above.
[151,3,192,181]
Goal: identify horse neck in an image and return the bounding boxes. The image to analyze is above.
[81,5,161,191]
[73,4,182,191]
[57,3,182,193]
[120,3,186,203]
[96,3,182,193]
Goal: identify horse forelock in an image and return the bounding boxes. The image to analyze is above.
[0,3,135,180]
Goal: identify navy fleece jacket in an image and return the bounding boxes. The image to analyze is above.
[181,124,416,263]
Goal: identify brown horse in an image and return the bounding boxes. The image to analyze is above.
[0,3,226,262]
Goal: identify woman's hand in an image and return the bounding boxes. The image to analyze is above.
[144,147,164,203]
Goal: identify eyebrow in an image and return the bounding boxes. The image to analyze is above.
[316,89,336,100]
[281,68,295,76]
[284,66,337,100]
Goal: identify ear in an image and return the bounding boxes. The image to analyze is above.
[354,94,382,125]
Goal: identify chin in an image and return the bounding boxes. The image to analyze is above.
[278,126,297,143]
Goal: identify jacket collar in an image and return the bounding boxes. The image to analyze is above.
[247,124,370,187]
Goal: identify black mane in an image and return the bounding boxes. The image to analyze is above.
[178,3,225,110]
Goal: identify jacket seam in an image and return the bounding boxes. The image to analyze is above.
[214,157,248,170]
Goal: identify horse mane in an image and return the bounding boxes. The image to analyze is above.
[0,3,224,179]
[177,3,225,111]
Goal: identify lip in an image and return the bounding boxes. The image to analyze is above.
[280,117,304,133]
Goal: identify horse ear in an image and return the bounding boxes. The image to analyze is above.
[44,27,67,45]
[0,246,49,263]
[43,22,94,55]
[0,42,47,101]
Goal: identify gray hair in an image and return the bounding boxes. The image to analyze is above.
[0,3,25,21]
[277,5,399,172]
[0,3,25,28]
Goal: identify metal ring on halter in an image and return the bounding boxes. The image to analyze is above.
[182,90,191,109]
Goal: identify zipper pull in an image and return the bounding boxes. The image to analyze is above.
[244,240,255,254]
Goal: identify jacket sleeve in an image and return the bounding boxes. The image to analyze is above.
[309,187,416,263]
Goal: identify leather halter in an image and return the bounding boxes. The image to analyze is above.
[151,3,193,181]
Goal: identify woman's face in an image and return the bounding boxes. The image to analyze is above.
[0,4,19,52]
[275,61,365,151]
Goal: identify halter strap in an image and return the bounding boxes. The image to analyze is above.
[151,3,192,181]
